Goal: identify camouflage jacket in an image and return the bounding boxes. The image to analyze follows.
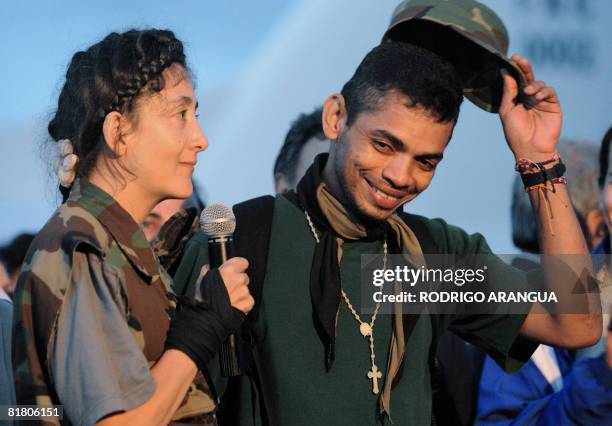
[12,180,216,425]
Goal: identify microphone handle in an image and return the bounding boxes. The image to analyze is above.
[208,236,242,377]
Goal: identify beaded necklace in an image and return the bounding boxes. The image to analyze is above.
[305,211,387,394]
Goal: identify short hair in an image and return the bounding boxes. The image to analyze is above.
[512,139,599,252]
[273,107,324,185]
[0,233,36,276]
[340,42,463,126]
[598,126,612,188]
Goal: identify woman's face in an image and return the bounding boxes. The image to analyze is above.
[124,64,207,201]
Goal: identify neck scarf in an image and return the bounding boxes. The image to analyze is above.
[291,153,424,418]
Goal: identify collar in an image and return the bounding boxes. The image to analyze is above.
[67,179,161,283]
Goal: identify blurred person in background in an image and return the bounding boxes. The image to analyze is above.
[273,107,329,193]
[11,28,252,425]
[143,179,205,242]
[147,180,205,276]
[0,233,33,410]
[511,139,605,254]
[476,137,612,425]
[1,261,16,407]
[595,126,612,276]
[588,126,612,357]
[0,233,35,297]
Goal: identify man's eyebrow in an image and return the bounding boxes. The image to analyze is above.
[414,152,444,161]
[371,129,405,150]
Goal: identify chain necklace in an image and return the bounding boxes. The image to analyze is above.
[305,211,387,395]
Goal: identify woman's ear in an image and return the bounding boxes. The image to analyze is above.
[102,111,128,157]
[322,94,348,141]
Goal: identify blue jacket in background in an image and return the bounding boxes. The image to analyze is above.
[476,348,612,425]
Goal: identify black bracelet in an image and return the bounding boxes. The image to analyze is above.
[520,160,566,188]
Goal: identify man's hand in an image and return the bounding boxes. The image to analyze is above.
[499,55,562,162]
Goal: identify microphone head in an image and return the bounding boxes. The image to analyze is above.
[200,203,236,237]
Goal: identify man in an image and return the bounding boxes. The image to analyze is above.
[175,37,600,423]
[273,107,330,193]
[596,126,612,263]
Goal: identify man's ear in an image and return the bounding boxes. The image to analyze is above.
[322,94,348,141]
[102,111,129,157]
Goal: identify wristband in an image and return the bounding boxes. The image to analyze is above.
[520,160,566,189]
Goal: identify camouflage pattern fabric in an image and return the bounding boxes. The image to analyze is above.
[12,180,216,425]
[384,0,527,112]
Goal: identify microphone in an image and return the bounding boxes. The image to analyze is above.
[200,204,241,377]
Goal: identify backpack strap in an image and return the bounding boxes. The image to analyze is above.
[233,195,275,333]
[218,195,275,426]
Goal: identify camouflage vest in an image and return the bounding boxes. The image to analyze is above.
[12,180,215,425]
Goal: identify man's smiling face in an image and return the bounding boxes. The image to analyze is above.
[326,92,455,222]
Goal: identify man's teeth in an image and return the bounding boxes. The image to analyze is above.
[374,187,400,200]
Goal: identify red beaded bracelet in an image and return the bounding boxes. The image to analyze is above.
[515,152,561,174]
[525,176,567,192]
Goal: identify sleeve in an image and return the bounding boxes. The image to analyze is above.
[50,249,156,426]
[426,218,539,372]
[476,354,612,425]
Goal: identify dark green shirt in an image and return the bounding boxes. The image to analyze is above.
[174,195,536,425]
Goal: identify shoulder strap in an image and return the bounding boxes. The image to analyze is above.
[219,195,275,426]
[232,195,275,333]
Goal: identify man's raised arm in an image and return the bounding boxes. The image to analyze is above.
[499,54,602,348]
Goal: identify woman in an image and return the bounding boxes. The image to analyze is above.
[12,29,253,425]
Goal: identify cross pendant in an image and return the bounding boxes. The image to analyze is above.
[367,364,382,394]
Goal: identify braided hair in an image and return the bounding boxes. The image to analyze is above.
[48,29,188,200]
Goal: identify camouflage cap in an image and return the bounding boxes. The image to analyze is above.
[383,0,526,113]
